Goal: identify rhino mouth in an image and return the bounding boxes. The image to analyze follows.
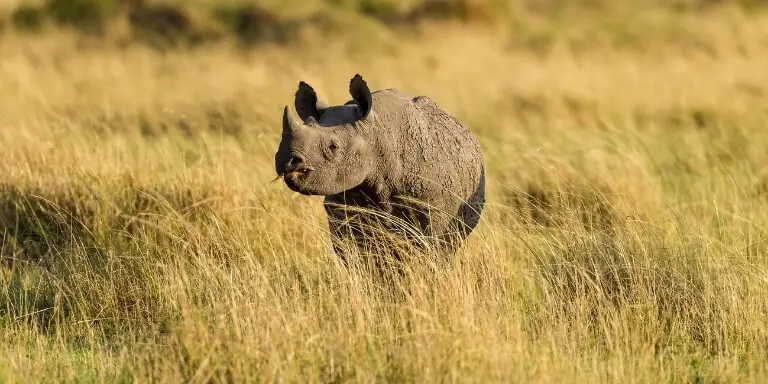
[279,168,316,195]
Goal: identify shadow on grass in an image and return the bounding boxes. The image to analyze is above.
[0,181,218,267]
[0,179,224,337]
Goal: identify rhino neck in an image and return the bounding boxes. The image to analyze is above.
[327,181,386,210]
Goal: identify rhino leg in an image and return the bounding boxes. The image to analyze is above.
[372,182,393,214]
[324,197,353,266]
[323,195,384,266]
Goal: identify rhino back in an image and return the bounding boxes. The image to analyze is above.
[399,95,483,207]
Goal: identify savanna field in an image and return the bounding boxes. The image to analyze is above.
[1,0,768,382]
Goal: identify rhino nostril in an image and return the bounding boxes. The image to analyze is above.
[286,155,305,171]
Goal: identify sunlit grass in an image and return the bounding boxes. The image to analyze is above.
[1,2,768,382]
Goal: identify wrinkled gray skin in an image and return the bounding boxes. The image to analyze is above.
[274,74,485,263]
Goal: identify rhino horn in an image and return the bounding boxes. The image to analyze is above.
[282,105,304,135]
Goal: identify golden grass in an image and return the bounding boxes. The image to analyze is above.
[1,3,768,382]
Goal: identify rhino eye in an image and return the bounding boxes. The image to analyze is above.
[323,139,340,160]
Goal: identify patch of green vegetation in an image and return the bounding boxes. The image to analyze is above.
[127,2,224,50]
[11,5,46,32]
[211,3,286,46]
[45,0,119,34]
[2,0,763,51]
[358,0,399,20]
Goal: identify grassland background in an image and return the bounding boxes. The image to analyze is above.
[1,0,768,382]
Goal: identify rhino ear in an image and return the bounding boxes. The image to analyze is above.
[295,81,327,122]
[349,74,372,119]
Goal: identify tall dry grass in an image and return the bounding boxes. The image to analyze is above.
[1,2,768,382]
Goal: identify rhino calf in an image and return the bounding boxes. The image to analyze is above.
[274,74,485,262]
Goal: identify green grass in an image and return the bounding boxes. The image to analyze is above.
[0,2,767,382]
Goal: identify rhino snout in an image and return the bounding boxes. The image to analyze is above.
[276,152,314,176]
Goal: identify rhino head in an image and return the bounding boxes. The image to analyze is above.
[274,74,375,196]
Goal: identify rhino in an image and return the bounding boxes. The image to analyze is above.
[274,74,485,263]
